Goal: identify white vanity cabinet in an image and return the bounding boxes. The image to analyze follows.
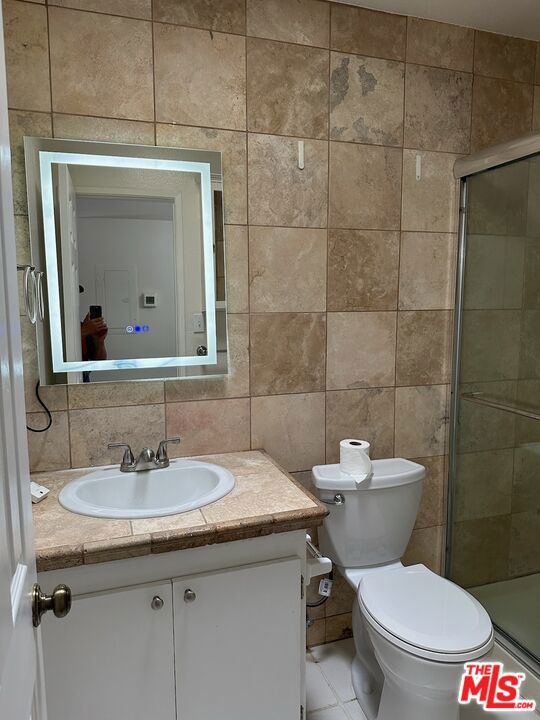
[173,558,302,720]
[41,581,176,720]
[40,548,304,720]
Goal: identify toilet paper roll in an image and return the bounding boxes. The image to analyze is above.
[340,439,372,480]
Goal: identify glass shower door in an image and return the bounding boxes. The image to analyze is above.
[448,152,540,665]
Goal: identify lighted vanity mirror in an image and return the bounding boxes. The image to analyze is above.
[24,137,227,383]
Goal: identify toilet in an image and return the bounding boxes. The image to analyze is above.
[312,458,494,720]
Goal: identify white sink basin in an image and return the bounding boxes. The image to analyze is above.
[58,459,235,519]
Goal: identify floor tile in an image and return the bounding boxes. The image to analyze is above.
[343,699,369,720]
[307,705,350,720]
[311,639,356,703]
[306,655,339,712]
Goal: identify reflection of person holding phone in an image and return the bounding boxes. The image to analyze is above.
[81,305,108,361]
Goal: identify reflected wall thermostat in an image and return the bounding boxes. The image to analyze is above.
[143,293,157,308]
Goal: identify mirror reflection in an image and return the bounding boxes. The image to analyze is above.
[24,139,227,384]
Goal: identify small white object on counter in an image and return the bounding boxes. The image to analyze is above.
[30,481,49,503]
[339,439,372,485]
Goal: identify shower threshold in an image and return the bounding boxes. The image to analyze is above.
[470,573,540,664]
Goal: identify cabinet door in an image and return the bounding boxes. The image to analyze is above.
[41,581,175,720]
[173,558,302,720]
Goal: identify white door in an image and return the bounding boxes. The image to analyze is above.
[58,164,82,371]
[0,6,46,718]
[173,558,302,720]
[40,581,176,720]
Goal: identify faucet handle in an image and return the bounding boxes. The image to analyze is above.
[156,438,181,463]
[108,443,135,467]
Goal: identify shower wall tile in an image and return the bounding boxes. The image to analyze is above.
[250,313,326,396]
[401,150,459,233]
[451,515,511,587]
[329,142,402,229]
[463,235,525,310]
[519,310,540,379]
[460,309,521,383]
[512,445,540,513]
[398,232,456,310]
[509,511,540,577]
[457,381,517,454]
[326,312,397,390]
[406,17,474,72]
[153,0,245,33]
[471,76,533,151]
[474,31,537,84]
[156,124,247,225]
[534,86,540,131]
[330,4,406,61]
[523,239,540,308]
[247,38,329,139]
[248,133,328,227]
[467,160,529,237]
[455,449,514,521]
[250,392,326,472]
[249,227,327,312]
[327,230,399,311]
[49,8,154,120]
[325,388,395,462]
[404,64,472,153]
[329,52,404,146]
[526,160,540,237]
[396,310,452,386]
[4,0,50,112]
[246,0,330,47]
[154,24,246,130]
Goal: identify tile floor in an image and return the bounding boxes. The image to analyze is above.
[306,639,368,720]
[306,639,540,720]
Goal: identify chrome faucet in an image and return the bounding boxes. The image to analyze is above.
[108,438,181,472]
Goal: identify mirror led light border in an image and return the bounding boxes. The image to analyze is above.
[39,150,217,374]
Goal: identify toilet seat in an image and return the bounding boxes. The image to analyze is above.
[358,564,494,663]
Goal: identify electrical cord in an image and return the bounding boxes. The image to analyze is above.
[26,380,52,432]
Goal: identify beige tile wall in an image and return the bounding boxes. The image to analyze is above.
[3,0,538,645]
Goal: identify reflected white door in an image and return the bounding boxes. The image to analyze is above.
[0,6,46,719]
[58,164,82,370]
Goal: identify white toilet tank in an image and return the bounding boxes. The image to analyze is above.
[312,458,425,568]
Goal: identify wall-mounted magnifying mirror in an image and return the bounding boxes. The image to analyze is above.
[24,138,227,384]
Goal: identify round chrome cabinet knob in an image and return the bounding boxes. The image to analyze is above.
[184,589,196,603]
[151,595,164,610]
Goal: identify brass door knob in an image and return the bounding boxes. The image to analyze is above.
[32,583,72,627]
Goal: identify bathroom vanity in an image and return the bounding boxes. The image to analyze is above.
[32,451,326,720]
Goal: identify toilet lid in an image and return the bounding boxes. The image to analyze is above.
[359,565,492,656]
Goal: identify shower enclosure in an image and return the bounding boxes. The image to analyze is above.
[447,132,540,671]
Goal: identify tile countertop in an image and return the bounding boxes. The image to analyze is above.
[32,450,327,573]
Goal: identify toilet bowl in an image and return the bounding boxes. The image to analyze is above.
[312,459,494,720]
